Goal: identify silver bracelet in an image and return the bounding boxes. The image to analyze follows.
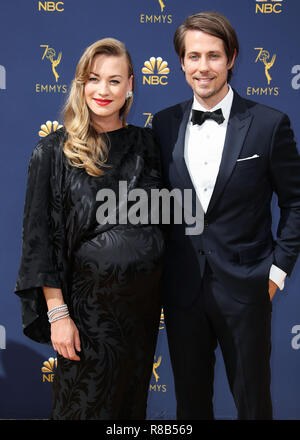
[48,311,70,323]
[47,304,68,319]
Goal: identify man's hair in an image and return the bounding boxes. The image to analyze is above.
[173,11,239,82]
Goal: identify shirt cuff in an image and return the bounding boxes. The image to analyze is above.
[269,264,287,291]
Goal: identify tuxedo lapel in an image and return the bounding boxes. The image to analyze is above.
[206,93,253,215]
[171,99,194,190]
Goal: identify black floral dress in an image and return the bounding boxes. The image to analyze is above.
[15,125,165,420]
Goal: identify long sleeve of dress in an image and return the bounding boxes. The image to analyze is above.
[15,132,66,344]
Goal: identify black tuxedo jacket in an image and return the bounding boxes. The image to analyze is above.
[152,91,300,306]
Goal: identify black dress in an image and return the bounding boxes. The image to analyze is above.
[15,125,165,420]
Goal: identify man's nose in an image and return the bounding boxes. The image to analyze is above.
[197,56,209,72]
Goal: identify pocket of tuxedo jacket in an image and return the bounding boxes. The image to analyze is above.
[238,239,273,264]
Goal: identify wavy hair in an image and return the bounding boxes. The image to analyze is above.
[62,38,134,177]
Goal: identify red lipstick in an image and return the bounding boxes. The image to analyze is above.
[94,98,112,106]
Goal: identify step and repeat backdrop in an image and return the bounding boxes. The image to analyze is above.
[0,0,300,420]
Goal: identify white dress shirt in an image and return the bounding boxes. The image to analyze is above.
[184,86,286,290]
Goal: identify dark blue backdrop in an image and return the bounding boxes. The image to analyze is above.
[0,0,299,420]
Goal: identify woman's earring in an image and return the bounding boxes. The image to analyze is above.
[126,91,133,99]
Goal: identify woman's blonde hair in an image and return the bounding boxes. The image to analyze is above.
[62,38,134,177]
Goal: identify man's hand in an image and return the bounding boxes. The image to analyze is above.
[269,279,278,301]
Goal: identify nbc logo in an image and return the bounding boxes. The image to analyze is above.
[38,120,63,137]
[142,57,170,85]
[38,1,65,12]
[0,65,6,90]
[255,0,283,14]
[42,357,57,382]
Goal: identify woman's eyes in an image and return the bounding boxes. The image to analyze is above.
[88,77,120,84]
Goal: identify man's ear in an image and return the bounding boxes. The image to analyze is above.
[228,49,237,70]
[180,57,185,72]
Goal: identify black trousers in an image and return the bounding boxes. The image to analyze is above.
[164,264,273,420]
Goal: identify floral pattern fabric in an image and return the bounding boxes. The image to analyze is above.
[15,125,165,419]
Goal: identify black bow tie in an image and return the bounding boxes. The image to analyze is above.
[191,108,225,126]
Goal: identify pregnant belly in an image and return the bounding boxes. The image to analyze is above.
[71,225,165,288]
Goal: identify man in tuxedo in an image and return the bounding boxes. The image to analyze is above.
[152,11,300,420]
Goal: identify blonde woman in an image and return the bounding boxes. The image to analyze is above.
[15,38,164,420]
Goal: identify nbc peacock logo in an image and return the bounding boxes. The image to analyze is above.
[38,120,63,137]
[142,57,170,85]
[42,357,57,383]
